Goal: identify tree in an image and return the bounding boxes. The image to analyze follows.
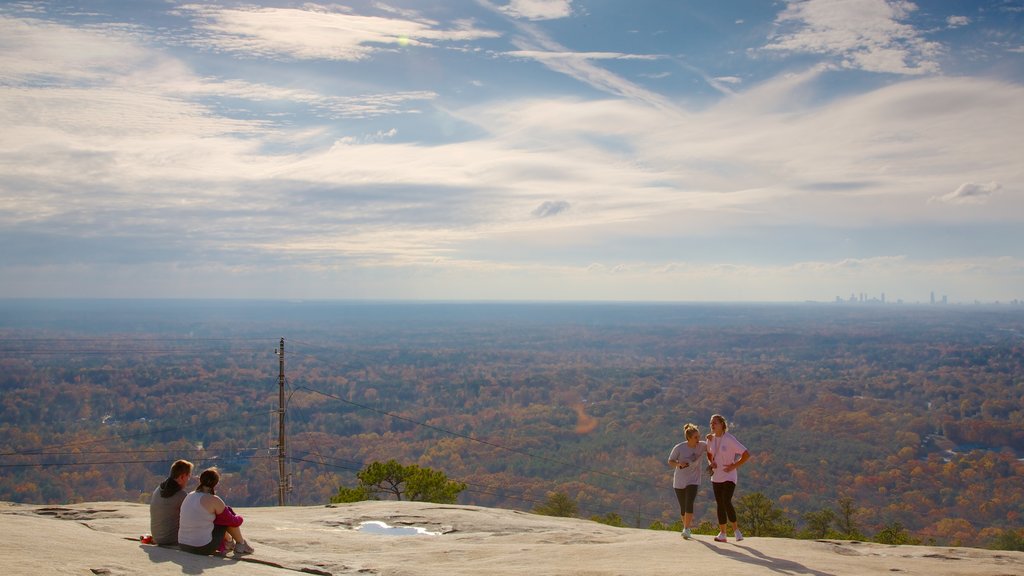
[988,528,1024,552]
[736,492,795,537]
[874,521,920,545]
[835,495,863,539]
[330,486,372,504]
[590,512,625,527]
[801,508,836,539]
[533,492,578,517]
[405,465,467,504]
[330,460,466,504]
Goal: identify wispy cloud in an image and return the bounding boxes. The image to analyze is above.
[930,182,1002,205]
[763,0,942,75]
[1,2,1021,301]
[946,15,970,28]
[177,4,500,61]
[505,50,661,62]
[498,0,574,21]
[532,200,571,218]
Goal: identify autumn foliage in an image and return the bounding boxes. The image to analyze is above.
[0,301,1021,549]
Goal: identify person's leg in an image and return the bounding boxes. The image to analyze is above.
[721,481,737,524]
[181,525,229,556]
[226,526,254,554]
[674,488,687,524]
[682,485,698,528]
[712,482,727,527]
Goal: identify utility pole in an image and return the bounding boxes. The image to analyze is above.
[277,337,287,506]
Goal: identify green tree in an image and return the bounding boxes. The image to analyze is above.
[835,496,863,539]
[648,520,683,531]
[591,512,625,527]
[330,460,466,504]
[801,508,836,539]
[533,492,578,517]
[874,521,920,545]
[988,528,1024,552]
[405,465,467,504]
[736,492,795,537]
[693,520,717,535]
[330,485,372,504]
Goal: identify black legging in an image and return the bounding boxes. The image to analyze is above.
[674,485,698,515]
[712,481,737,524]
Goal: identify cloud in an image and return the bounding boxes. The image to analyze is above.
[762,0,942,75]
[200,79,437,119]
[946,15,970,28]
[497,35,676,111]
[532,200,571,218]
[177,4,500,61]
[930,182,1002,205]
[498,0,573,21]
[505,50,661,62]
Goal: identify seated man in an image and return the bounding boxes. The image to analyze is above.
[149,459,194,545]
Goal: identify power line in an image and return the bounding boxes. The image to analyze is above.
[0,454,275,469]
[0,411,274,457]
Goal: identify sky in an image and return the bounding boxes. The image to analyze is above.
[1,0,1022,303]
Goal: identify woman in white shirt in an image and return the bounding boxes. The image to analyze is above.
[706,414,750,542]
[178,468,254,556]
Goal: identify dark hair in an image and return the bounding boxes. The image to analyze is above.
[197,468,220,495]
[170,459,194,478]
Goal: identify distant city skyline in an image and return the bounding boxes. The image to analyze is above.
[832,291,1023,306]
[1,1,1022,302]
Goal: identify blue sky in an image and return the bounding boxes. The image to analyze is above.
[1,0,1022,302]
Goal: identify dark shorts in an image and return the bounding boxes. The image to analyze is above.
[179,525,228,556]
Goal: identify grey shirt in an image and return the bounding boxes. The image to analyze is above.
[150,482,187,545]
[669,440,706,488]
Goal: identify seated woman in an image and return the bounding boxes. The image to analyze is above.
[177,468,255,556]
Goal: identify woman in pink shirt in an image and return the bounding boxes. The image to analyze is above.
[706,414,751,542]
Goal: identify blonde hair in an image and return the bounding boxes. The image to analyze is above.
[710,414,728,431]
[683,423,700,439]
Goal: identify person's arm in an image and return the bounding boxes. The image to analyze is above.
[201,493,227,515]
[667,447,686,468]
[214,504,244,527]
[724,450,750,472]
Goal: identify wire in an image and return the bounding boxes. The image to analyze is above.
[0,411,274,457]
[0,454,275,469]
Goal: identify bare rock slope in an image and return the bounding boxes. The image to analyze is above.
[1,501,1021,576]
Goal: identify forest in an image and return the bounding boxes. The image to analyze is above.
[0,299,1021,549]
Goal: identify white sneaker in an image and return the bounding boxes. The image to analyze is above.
[735,529,744,542]
[682,528,691,539]
[233,540,255,555]
[714,532,727,542]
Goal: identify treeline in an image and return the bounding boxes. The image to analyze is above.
[0,302,1021,549]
